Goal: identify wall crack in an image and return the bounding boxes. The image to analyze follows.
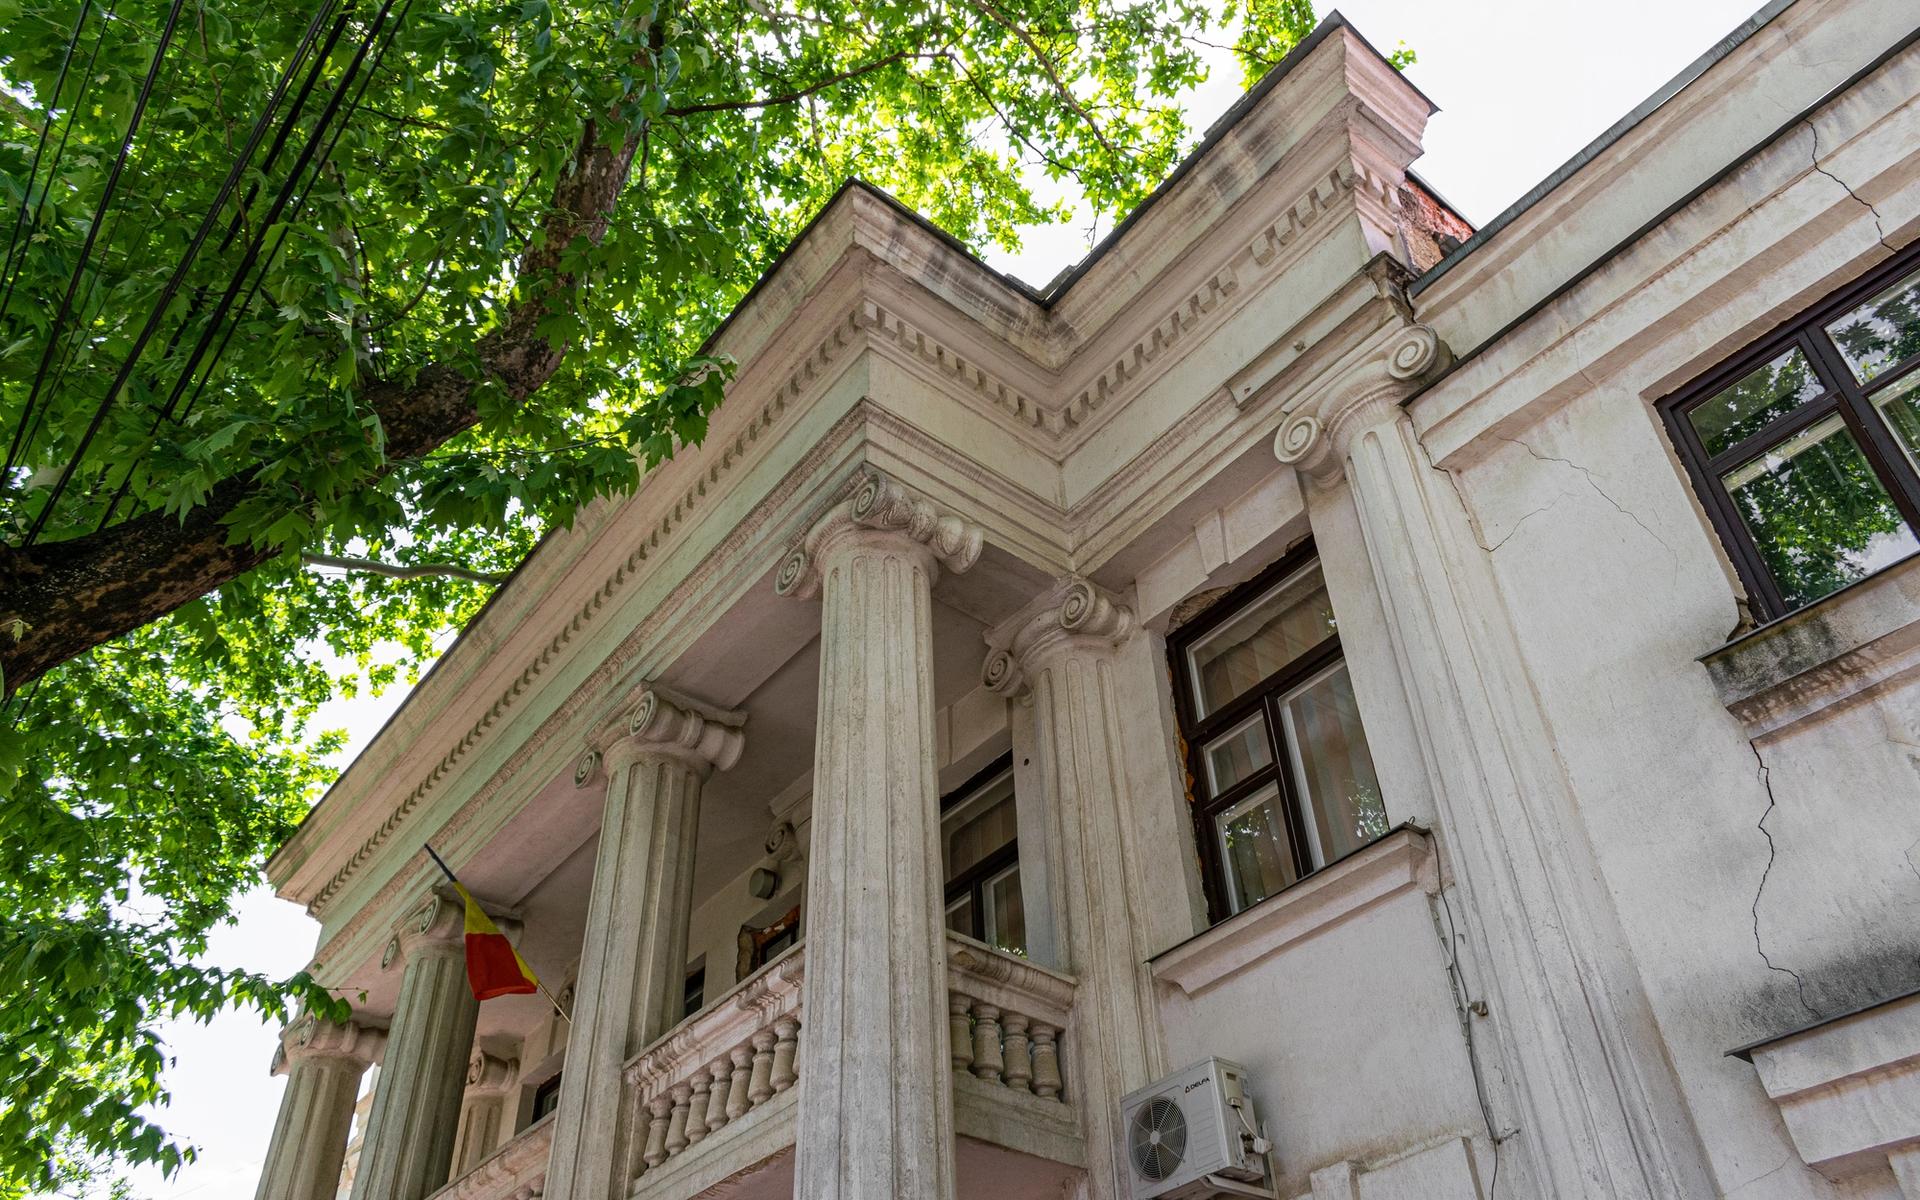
[1806,119,1897,255]
[1749,740,1817,1016]
[1498,436,1678,578]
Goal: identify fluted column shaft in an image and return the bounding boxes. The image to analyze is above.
[984,579,1171,1200]
[1275,321,1713,1198]
[255,1018,381,1200]
[351,899,478,1200]
[542,686,744,1200]
[777,471,983,1200]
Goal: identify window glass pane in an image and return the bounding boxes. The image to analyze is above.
[1875,374,1920,475]
[982,863,1026,957]
[943,771,1016,882]
[1687,349,1826,458]
[946,893,976,940]
[1187,563,1336,717]
[1721,414,1919,609]
[1825,268,1920,385]
[1279,663,1387,868]
[1215,783,1298,913]
[1203,712,1273,794]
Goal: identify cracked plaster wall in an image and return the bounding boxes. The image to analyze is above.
[1438,302,1920,1200]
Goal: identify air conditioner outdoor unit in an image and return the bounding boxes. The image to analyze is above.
[1119,1057,1275,1200]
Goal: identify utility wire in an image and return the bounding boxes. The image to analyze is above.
[1,0,123,476]
[96,0,414,531]
[82,0,347,526]
[0,0,95,314]
[7,0,188,535]
[24,0,396,546]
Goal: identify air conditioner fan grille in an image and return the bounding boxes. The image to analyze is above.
[1128,1094,1188,1183]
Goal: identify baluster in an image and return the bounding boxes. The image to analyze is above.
[664,1084,692,1157]
[685,1072,712,1144]
[770,1017,800,1092]
[747,1029,776,1104]
[628,1087,656,1181]
[1002,1012,1032,1093]
[971,1004,1004,1084]
[1030,1023,1062,1100]
[726,1044,754,1119]
[643,1095,674,1167]
[949,995,974,1074]
[705,1060,733,1132]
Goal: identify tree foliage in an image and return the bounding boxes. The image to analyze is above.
[0,0,1326,1189]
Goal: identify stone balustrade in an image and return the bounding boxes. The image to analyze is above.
[946,933,1077,1103]
[427,1112,554,1200]
[621,943,805,1185]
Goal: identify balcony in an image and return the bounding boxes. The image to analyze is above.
[429,1113,554,1200]
[946,933,1086,1187]
[427,932,1086,1200]
[626,944,806,1198]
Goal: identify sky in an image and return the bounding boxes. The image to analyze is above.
[122,1,1770,1196]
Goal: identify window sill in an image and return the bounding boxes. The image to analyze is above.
[1701,553,1920,738]
[1731,986,1920,1181]
[1151,824,1436,998]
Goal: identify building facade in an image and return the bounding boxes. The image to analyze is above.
[252,2,1920,1197]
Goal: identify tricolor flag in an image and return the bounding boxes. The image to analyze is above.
[452,881,541,1001]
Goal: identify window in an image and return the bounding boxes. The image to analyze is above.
[1661,251,1920,620]
[682,963,705,1020]
[1168,541,1389,921]
[530,1074,563,1122]
[941,757,1026,956]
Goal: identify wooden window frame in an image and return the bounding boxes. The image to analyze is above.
[1167,538,1358,924]
[1659,244,1920,622]
[939,753,1018,946]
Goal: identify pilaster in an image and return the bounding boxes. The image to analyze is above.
[541,684,745,1200]
[449,1049,519,1178]
[255,1017,383,1200]
[351,897,478,1200]
[1276,318,1714,1197]
[778,469,981,1200]
[982,577,1184,1199]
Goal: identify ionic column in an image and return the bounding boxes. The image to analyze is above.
[541,685,745,1200]
[982,578,1171,1199]
[351,897,478,1200]
[449,1049,519,1178]
[254,1017,382,1200]
[775,470,983,1200]
[1273,322,1713,1198]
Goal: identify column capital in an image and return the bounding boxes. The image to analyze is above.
[774,469,984,600]
[384,893,466,969]
[588,682,746,774]
[465,1049,520,1095]
[272,1015,384,1076]
[981,577,1135,697]
[1272,321,1452,482]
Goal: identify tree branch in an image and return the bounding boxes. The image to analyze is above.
[963,0,1117,159]
[662,46,921,116]
[301,553,508,585]
[0,116,641,694]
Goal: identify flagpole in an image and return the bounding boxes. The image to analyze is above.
[423,844,571,1024]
